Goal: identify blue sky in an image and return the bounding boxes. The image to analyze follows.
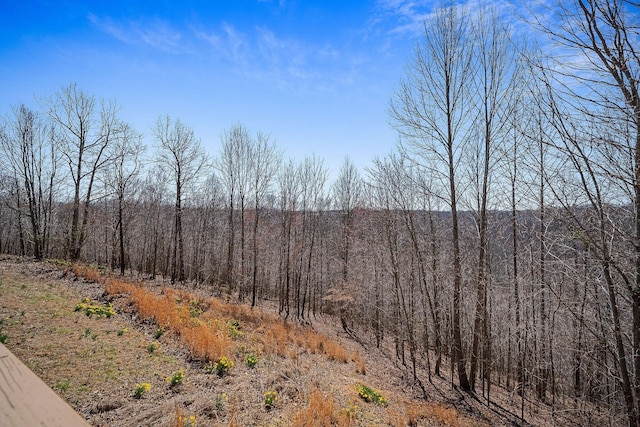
[0,1,467,175]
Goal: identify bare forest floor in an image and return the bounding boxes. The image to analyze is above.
[0,255,607,426]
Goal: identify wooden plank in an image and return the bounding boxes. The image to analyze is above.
[0,343,90,426]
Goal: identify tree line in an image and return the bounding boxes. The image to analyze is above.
[1,1,638,425]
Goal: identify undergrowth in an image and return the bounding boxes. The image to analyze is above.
[100,274,357,368]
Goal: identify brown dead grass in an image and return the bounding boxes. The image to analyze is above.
[291,387,352,427]
[102,272,353,368]
[399,401,460,426]
[3,258,559,427]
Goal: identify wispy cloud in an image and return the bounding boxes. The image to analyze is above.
[371,0,518,37]
[195,22,359,94]
[88,13,187,54]
[254,26,363,93]
[90,11,364,95]
[195,22,249,63]
[370,0,433,36]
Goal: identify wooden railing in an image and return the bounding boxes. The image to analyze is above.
[0,343,90,426]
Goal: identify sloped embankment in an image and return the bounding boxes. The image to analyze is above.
[0,256,475,426]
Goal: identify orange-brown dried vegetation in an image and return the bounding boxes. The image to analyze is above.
[291,388,351,427]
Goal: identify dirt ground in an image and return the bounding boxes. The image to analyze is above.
[0,255,605,426]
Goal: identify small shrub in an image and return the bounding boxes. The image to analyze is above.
[147,342,159,353]
[74,297,115,318]
[353,352,366,375]
[134,382,152,399]
[154,327,165,339]
[356,384,387,406]
[226,320,242,337]
[188,299,204,317]
[343,401,363,423]
[215,393,229,411]
[246,353,258,369]
[117,327,128,336]
[48,258,72,268]
[425,403,459,426]
[213,356,234,376]
[0,326,8,344]
[263,391,278,410]
[166,369,186,387]
[72,264,101,282]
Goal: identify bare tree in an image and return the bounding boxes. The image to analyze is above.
[389,4,475,391]
[296,155,329,320]
[215,124,252,290]
[277,159,300,318]
[104,121,144,275]
[527,0,640,423]
[153,115,207,283]
[332,156,363,283]
[249,132,281,306]
[466,7,521,396]
[42,83,118,260]
[0,105,58,259]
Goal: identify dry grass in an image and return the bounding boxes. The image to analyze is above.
[0,259,186,425]
[292,387,351,427]
[389,401,461,426]
[2,258,543,426]
[70,263,102,283]
[101,271,353,368]
[352,351,366,375]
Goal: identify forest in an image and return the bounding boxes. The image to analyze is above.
[1,1,639,426]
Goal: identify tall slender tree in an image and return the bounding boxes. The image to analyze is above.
[528,0,640,423]
[153,115,207,283]
[0,105,58,259]
[389,4,475,391]
[42,83,118,260]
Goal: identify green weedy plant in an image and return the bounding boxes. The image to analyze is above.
[74,297,115,318]
[263,391,278,410]
[226,320,242,338]
[213,356,234,377]
[0,320,8,344]
[134,382,152,399]
[165,369,186,387]
[188,299,204,317]
[215,392,229,411]
[356,384,388,406]
[246,353,258,369]
[55,379,70,391]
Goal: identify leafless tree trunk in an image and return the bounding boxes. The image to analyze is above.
[528,0,640,423]
[153,115,207,284]
[332,156,363,283]
[278,159,300,318]
[389,4,474,391]
[467,8,520,395]
[216,124,252,291]
[104,121,144,275]
[0,105,58,259]
[42,83,118,260]
[250,132,281,306]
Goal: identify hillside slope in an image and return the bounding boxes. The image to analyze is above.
[0,256,595,426]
